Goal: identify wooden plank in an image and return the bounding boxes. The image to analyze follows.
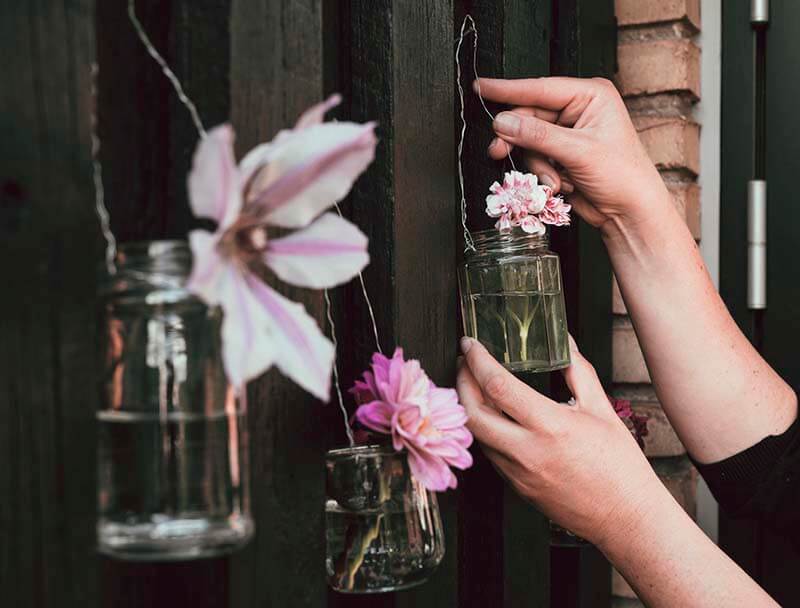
[227,2,336,608]
[549,1,616,606]
[95,1,233,606]
[0,1,99,606]
[392,1,458,606]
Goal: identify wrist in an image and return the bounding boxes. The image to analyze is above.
[595,479,678,561]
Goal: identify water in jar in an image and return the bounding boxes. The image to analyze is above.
[460,254,570,373]
[325,447,444,593]
[97,407,251,560]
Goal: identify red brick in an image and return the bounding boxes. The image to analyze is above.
[633,116,700,175]
[634,402,687,458]
[613,319,650,383]
[616,0,701,29]
[668,182,701,239]
[617,39,700,99]
[653,458,697,517]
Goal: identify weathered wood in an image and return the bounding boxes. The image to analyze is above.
[0,1,99,607]
[94,1,233,607]
[549,1,616,606]
[227,2,336,608]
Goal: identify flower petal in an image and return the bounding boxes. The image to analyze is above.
[294,93,343,130]
[216,266,279,390]
[247,122,377,228]
[406,443,456,492]
[263,212,369,289]
[355,400,395,434]
[243,274,334,401]
[186,230,226,305]
[187,125,242,228]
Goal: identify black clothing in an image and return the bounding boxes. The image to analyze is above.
[695,416,800,540]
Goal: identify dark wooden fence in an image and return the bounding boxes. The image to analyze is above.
[0,1,614,606]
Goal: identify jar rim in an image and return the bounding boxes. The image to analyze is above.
[467,227,549,255]
[325,444,398,461]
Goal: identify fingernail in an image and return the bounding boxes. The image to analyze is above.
[539,174,556,189]
[494,112,520,136]
[460,337,474,354]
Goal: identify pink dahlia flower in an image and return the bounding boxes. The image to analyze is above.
[353,348,474,491]
[485,171,570,234]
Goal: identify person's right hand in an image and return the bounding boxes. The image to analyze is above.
[477,76,672,232]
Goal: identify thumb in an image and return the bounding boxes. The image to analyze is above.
[493,111,581,163]
[562,335,606,408]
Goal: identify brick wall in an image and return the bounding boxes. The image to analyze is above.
[612,0,702,605]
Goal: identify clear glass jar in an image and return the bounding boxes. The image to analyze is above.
[325,445,445,593]
[459,228,570,373]
[96,241,253,560]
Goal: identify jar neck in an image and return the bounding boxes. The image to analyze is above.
[102,240,192,297]
[468,227,549,256]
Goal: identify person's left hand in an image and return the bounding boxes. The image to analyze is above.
[457,336,664,547]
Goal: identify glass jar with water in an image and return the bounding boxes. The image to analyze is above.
[459,228,570,373]
[325,445,445,593]
[97,241,253,560]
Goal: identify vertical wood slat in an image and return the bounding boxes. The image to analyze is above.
[0,1,98,607]
[331,1,459,606]
[549,1,616,607]
[454,2,553,607]
[227,2,337,608]
[95,1,232,606]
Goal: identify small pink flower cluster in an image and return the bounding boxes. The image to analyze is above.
[352,348,473,492]
[612,398,649,450]
[485,170,571,234]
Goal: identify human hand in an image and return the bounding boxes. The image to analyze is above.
[457,335,664,547]
[477,77,671,232]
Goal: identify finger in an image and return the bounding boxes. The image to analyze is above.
[523,153,562,193]
[460,337,556,430]
[457,363,526,451]
[562,334,607,408]
[475,76,603,111]
[567,191,605,228]
[493,111,583,162]
[487,107,559,160]
[488,137,513,159]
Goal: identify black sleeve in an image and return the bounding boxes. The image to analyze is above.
[694,415,800,539]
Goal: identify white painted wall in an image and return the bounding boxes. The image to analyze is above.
[695,0,722,543]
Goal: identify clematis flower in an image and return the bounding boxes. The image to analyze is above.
[352,348,474,491]
[186,94,377,400]
[485,170,557,233]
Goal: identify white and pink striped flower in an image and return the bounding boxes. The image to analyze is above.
[485,170,570,234]
[186,94,376,400]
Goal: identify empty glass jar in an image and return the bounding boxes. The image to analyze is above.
[97,241,253,560]
[459,228,570,373]
[325,445,445,593]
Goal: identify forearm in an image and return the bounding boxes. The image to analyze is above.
[600,486,777,607]
[602,189,796,462]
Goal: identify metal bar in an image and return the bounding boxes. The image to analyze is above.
[748,179,767,309]
[751,0,769,24]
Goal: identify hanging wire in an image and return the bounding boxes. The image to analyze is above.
[324,289,355,446]
[89,63,117,276]
[127,0,206,139]
[334,202,383,355]
[456,14,516,253]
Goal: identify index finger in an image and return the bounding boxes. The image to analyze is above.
[476,76,599,111]
[460,337,557,430]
